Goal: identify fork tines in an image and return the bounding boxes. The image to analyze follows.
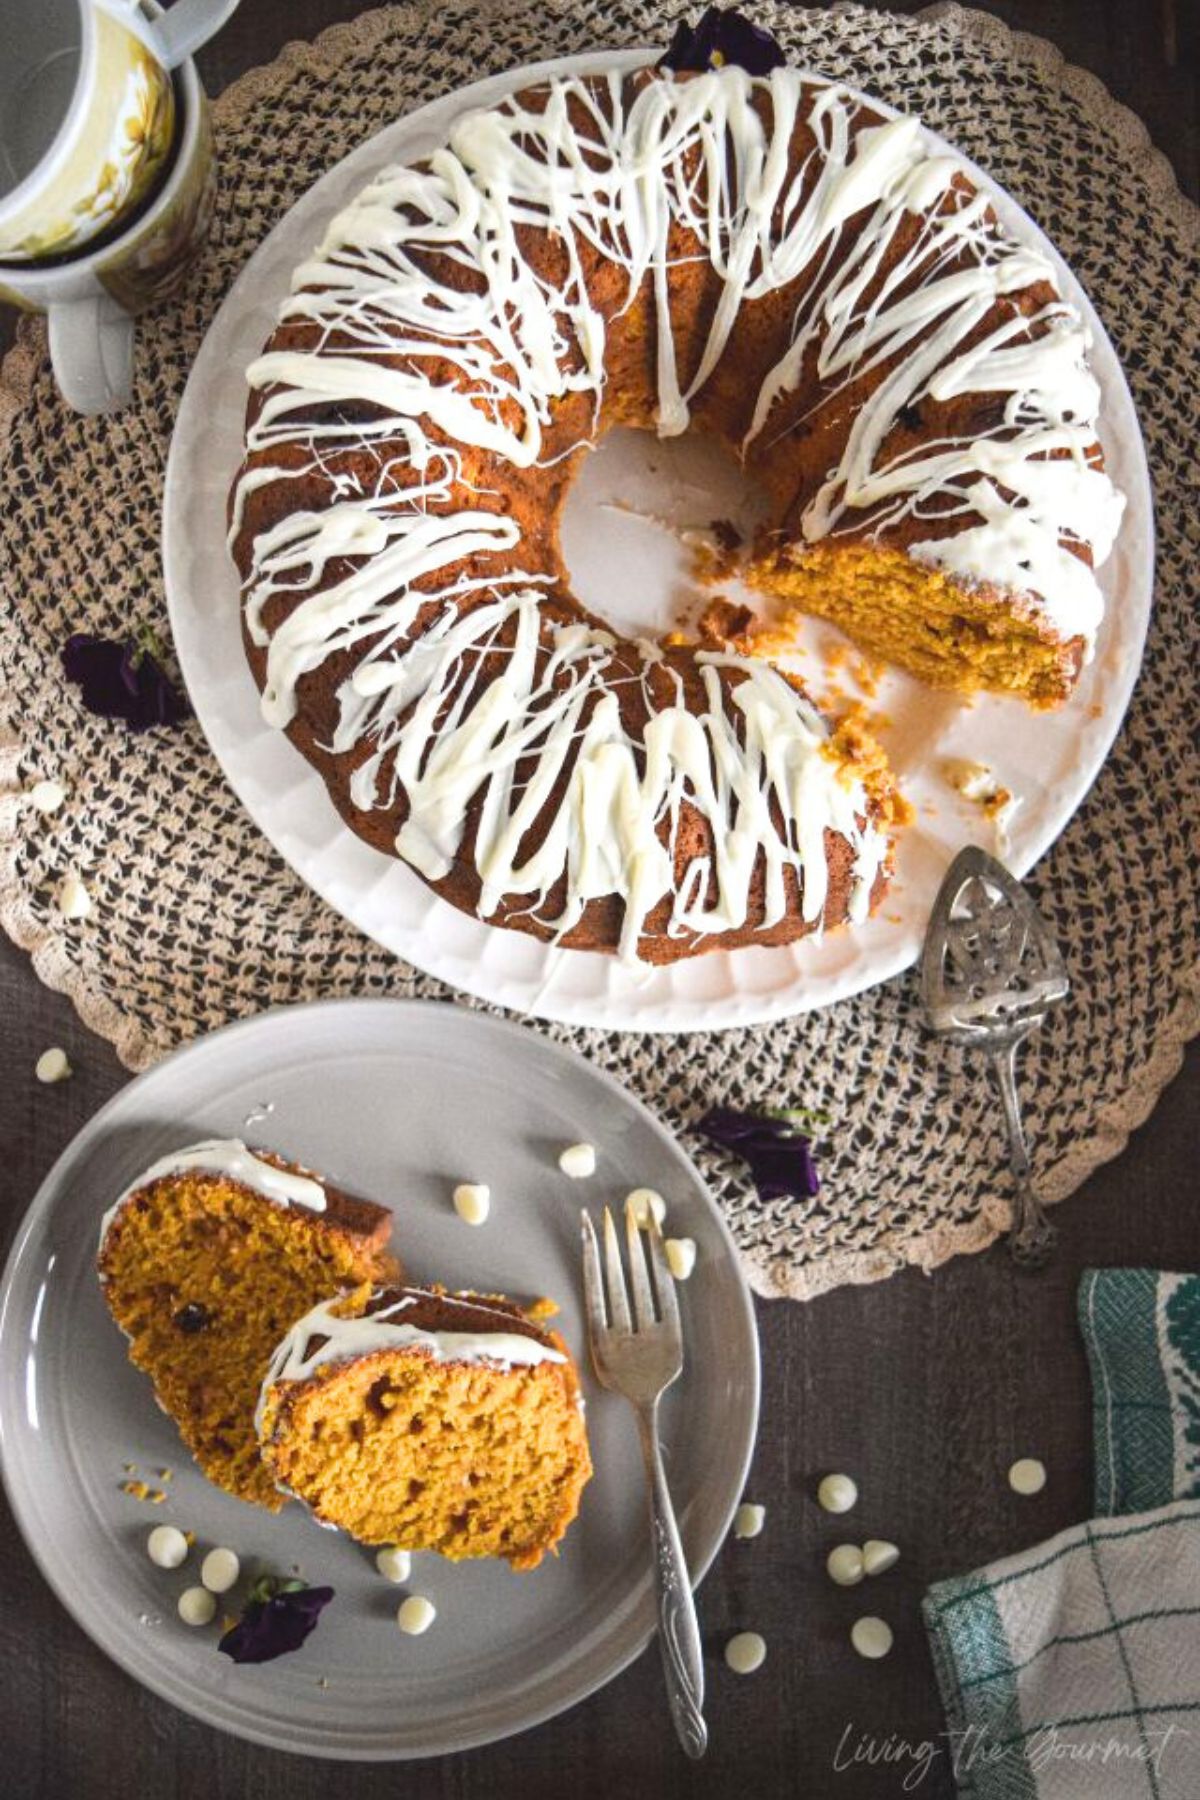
[581,1203,680,1339]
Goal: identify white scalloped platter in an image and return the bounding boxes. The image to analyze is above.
[163,49,1154,1033]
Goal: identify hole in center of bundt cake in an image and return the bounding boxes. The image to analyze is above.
[559,425,768,638]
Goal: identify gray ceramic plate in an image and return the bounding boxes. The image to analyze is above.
[0,999,758,1760]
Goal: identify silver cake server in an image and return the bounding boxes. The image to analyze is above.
[920,846,1070,1268]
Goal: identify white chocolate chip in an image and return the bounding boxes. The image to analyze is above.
[732,1502,765,1540]
[56,872,91,920]
[626,1188,666,1229]
[665,1237,696,1281]
[827,1544,865,1587]
[146,1525,188,1569]
[817,1473,858,1514]
[452,1183,490,1226]
[724,1631,766,1674]
[558,1142,596,1179]
[178,1586,216,1627]
[35,1047,72,1084]
[28,778,66,814]
[862,1539,900,1577]
[1009,1457,1047,1496]
[851,1616,893,1659]
[375,1547,412,1584]
[200,1547,240,1593]
[397,1594,436,1635]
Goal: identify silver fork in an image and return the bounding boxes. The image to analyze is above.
[581,1205,707,1760]
[920,846,1070,1268]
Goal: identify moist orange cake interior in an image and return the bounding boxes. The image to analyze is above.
[99,1152,396,1510]
[744,543,1083,710]
[257,1287,592,1568]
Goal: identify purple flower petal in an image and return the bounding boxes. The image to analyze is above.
[660,7,787,76]
[218,1584,335,1665]
[62,633,189,732]
[696,1105,820,1201]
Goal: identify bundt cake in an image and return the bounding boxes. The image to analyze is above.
[256,1286,592,1568]
[98,1140,397,1509]
[228,63,1124,965]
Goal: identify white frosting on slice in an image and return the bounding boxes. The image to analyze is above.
[256,1290,567,1442]
[233,65,1123,962]
[98,1138,328,1264]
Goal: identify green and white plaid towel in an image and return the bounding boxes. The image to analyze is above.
[1081,1270,1200,1517]
[923,1271,1200,1799]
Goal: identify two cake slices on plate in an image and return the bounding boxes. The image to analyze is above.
[98,1140,592,1569]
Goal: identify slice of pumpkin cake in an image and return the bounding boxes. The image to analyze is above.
[98,1140,398,1511]
[256,1286,592,1568]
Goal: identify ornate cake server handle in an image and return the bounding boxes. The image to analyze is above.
[921,848,1069,1270]
[989,1036,1058,1268]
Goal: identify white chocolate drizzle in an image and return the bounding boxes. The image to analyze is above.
[255,1288,566,1441]
[232,66,1123,961]
[98,1138,327,1265]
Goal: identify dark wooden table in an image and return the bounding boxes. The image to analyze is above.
[2,4,1196,1796]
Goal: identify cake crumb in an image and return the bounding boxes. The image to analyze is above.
[695,596,756,649]
[687,517,743,586]
[944,758,1022,853]
[850,655,884,697]
[524,1295,560,1323]
[121,1479,151,1500]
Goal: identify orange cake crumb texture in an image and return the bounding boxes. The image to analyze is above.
[259,1290,593,1569]
[99,1170,396,1510]
[826,706,916,830]
[747,542,1084,709]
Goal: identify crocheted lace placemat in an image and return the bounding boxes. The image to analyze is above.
[1,1,1196,1300]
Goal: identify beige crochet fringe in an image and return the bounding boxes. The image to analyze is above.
[2,1,1196,1299]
